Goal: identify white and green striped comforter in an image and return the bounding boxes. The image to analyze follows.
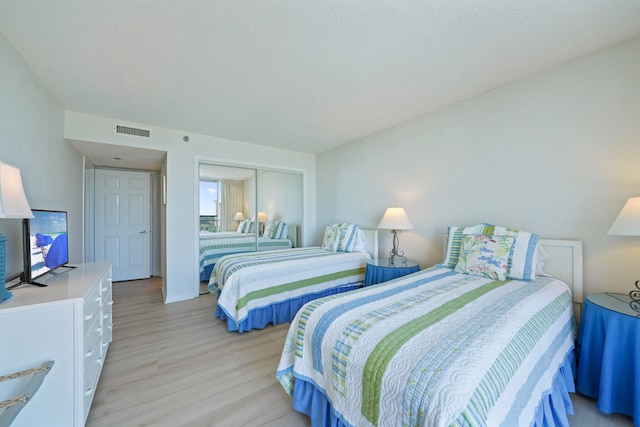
[199,235,293,279]
[276,266,575,427]
[209,247,371,327]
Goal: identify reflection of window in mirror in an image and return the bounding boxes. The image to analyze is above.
[199,164,256,234]
[199,179,220,233]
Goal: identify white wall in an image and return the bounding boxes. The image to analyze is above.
[317,36,640,296]
[64,112,316,303]
[0,34,84,279]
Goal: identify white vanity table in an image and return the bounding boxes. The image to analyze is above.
[0,262,112,426]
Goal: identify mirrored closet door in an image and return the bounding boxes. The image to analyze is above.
[197,162,303,288]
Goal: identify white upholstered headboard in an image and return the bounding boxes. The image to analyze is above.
[361,229,379,259]
[442,235,584,322]
[539,239,584,322]
[287,224,298,248]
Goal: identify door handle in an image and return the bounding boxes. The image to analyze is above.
[139,230,148,234]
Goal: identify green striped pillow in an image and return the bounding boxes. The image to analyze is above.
[263,221,287,239]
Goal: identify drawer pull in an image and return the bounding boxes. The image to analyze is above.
[84,313,93,321]
[108,300,113,306]
[96,326,102,334]
[95,296,101,302]
[85,386,93,396]
[85,349,93,358]
[103,313,109,320]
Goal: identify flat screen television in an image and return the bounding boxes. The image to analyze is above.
[21,209,70,286]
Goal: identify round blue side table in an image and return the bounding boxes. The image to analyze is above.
[364,258,419,287]
[577,292,640,424]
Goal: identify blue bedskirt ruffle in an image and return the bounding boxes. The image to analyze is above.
[215,284,362,333]
[200,264,215,282]
[289,348,577,427]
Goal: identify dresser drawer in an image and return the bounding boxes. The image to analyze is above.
[83,351,103,418]
[84,312,102,364]
[84,340,103,384]
[103,315,113,347]
[102,287,113,317]
[83,283,102,331]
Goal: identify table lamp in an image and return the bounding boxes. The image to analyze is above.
[233,212,244,229]
[257,212,268,236]
[608,196,640,311]
[0,161,34,303]
[377,206,413,266]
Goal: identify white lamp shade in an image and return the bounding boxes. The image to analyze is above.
[608,197,640,236]
[233,212,245,221]
[257,212,268,223]
[0,161,33,219]
[377,207,413,230]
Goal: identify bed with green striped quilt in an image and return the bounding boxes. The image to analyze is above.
[208,247,371,332]
[199,234,293,281]
[276,265,576,427]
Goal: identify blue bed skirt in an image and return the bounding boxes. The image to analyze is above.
[200,264,215,282]
[289,348,577,427]
[215,284,362,333]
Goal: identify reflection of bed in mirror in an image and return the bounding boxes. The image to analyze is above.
[208,228,378,333]
[199,224,298,281]
[198,162,304,283]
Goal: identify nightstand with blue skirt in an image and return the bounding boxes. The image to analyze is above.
[364,258,420,287]
[577,292,640,425]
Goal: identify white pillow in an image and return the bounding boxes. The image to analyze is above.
[535,243,550,277]
[237,219,249,233]
[352,229,367,252]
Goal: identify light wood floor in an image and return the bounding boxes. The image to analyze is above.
[86,277,309,427]
[87,277,633,427]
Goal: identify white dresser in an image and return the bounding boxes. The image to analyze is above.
[0,262,112,427]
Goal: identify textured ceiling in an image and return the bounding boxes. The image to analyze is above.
[1,1,640,155]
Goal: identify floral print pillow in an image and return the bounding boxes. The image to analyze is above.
[321,224,340,251]
[454,234,515,281]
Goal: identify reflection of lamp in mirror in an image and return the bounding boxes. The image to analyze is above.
[377,206,413,267]
[0,161,34,303]
[257,212,268,236]
[233,211,244,227]
[608,196,640,312]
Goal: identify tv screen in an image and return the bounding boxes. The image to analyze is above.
[22,209,69,285]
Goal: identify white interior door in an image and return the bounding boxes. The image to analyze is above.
[95,169,151,281]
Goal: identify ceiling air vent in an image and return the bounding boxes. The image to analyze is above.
[114,124,152,139]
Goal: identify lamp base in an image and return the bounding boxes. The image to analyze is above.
[387,230,408,267]
[0,234,13,303]
[629,280,640,313]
